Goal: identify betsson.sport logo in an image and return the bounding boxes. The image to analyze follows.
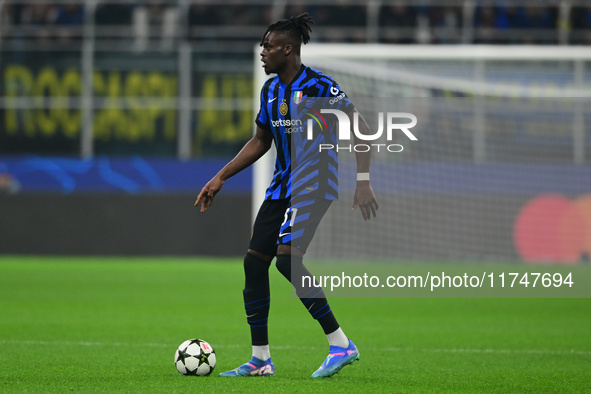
[270,108,326,135]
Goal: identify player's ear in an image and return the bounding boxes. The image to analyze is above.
[284,44,293,56]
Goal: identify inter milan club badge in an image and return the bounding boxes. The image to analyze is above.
[280,100,288,116]
[292,91,303,104]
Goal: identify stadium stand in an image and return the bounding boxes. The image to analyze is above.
[0,1,588,45]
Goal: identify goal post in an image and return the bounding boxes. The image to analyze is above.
[252,46,275,224]
[252,44,591,265]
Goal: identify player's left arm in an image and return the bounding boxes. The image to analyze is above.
[349,108,379,221]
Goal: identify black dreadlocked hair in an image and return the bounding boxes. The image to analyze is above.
[259,12,314,47]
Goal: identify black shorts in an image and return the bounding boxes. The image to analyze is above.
[249,196,332,256]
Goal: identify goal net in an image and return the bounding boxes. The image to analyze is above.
[252,45,591,266]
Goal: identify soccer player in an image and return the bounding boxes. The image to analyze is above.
[195,12,378,378]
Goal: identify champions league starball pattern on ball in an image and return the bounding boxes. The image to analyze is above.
[174,339,216,376]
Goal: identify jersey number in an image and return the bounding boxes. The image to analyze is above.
[279,208,298,237]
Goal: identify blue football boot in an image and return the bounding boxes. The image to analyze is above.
[311,339,359,378]
[218,357,275,377]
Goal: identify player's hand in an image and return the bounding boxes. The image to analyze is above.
[194,177,225,213]
[352,181,378,221]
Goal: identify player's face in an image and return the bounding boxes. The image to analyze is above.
[260,32,287,75]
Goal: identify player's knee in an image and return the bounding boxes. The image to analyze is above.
[275,254,291,279]
[277,244,303,257]
[245,251,272,270]
[247,249,273,263]
[275,253,308,284]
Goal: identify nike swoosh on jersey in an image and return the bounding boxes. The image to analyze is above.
[268,97,277,103]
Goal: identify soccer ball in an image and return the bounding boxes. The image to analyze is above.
[174,339,216,376]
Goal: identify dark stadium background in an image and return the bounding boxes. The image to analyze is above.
[1,1,590,259]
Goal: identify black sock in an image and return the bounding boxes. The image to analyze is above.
[276,254,340,334]
[243,252,271,346]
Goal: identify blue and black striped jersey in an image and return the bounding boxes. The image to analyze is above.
[256,65,354,201]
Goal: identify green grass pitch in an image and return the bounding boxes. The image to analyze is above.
[1,256,590,393]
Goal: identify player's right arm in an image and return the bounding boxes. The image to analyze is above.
[350,109,379,221]
[195,125,273,213]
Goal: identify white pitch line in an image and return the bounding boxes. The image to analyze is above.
[0,339,170,348]
[382,347,591,356]
[1,340,589,356]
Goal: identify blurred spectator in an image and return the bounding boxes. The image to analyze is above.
[493,4,557,44]
[496,3,526,44]
[284,5,310,20]
[429,6,462,43]
[187,4,223,42]
[94,2,135,40]
[522,6,556,30]
[3,2,13,24]
[95,2,134,26]
[222,5,270,26]
[0,1,581,45]
[188,4,223,26]
[55,3,84,42]
[329,3,366,27]
[19,3,58,41]
[497,3,526,29]
[146,1,165,28]
[570,6,591,44]
[314,2,366,42]
[521,6,557,44]
[488,3,524,44]
[0,3,12,43]
[474,4,500,43]
[188,4,271,42]
[56,3,84,25]
[379,3,418,44]
[133,1,179,51]
[314,2,365,27]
